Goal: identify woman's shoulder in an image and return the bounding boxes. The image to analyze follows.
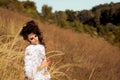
[25,45,34,54]
[25,44,45,55]
[25,45,34,50]
[25,44,45,50]
[37,44,45,48]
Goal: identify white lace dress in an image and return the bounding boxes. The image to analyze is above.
[24,44,51,80]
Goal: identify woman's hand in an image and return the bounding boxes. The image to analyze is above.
[46,58,51,65]
[44,71,49,75]
[37,58,51,72]
[41,59,51,67]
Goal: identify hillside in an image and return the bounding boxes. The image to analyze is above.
[0,0,120,48]
[0,7,120,80]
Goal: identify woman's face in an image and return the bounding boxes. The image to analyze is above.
[28,33,39,45]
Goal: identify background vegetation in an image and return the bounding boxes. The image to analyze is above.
[40,2,120,47]
[0,0,120,80]
[0,0,120,47]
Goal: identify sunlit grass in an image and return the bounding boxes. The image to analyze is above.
[0,8,80,80]
[0,34,81,80]
[47,51,71,80]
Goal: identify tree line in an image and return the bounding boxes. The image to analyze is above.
[0,0,120,47]
[40,2,120,47]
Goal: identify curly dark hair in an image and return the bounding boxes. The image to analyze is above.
[20,20,45,45]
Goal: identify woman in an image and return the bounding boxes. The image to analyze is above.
[20,20,51,80]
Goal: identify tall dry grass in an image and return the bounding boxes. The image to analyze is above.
[0,7,120,80]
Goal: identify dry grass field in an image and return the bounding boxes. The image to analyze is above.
[0,7,120,80]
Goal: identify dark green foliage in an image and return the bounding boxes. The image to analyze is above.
[84,25,97,37]
[41,5,53,20]
[113,26,120,47]
[77,10,94,24]
[0,1,120,47]
[0,0,40,19]
[0,0,21,11]
[0,0,11,7]
[92,2,120,26]
[65,10,78,22]
[70,20,84,32]
[22,1,40,19]
[22,0,36,9]
[54,11,68,28]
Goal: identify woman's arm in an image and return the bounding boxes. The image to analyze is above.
[24,54,33,79]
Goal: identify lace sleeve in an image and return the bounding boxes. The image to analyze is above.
[24,49,33,79]
[39,45,46,59]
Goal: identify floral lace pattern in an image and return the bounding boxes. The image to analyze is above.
[24,44,50,80]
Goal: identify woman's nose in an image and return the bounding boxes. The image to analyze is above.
[34,37,38,40]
